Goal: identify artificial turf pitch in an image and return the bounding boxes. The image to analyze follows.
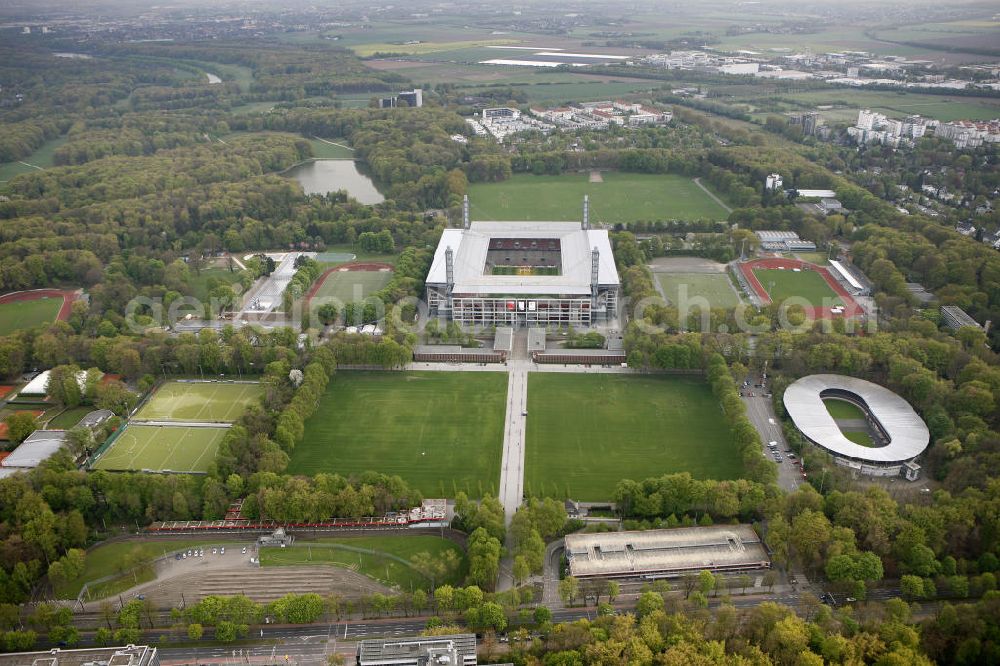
[524,374,741,501]
[92,424,226,473]
[288,371,507,497]
[656,273,742,309]
[752,268,844,308]
[0,298,62,336]
[310,270,392,303]
[134,381,263,422]
[467,172,730,223]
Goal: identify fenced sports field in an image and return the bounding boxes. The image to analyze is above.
[91,424,227,473]
[133,381,263,422]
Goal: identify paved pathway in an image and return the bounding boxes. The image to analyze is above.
[693,177,733,214]
[742,390,801,492]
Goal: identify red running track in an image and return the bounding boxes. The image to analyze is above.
[738,258,862,320]
[0,288,79,322]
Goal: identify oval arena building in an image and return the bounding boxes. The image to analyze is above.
[783,374,930,480]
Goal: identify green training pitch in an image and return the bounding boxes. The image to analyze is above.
[525,374,741,501]
[753,268,844,308]
[92,424,226,473]
[134,381,263,422]
[466,172,730,223]
[289,372,507,497]
[310,269,392,303]
[0,297,62,336]
[656,273,742,309]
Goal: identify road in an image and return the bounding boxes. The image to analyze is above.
[742,390,801,492]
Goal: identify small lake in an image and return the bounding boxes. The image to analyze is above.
[206,73,222,84]
[284,159,385,204]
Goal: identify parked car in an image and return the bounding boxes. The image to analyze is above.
[221,547,225,555]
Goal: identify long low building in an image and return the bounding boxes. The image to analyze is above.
[783,374,929,479]
[565,525,770,579]
[425,197,620,328]
[356,634,477,666]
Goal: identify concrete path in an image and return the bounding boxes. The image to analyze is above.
[742,390,802,492]
[498,361,529,527]
[693,177,733,214]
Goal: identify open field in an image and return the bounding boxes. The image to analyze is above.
[467,173,730,223]
[776,90,1000,123]
[351,39,520,57]
[309,137,355,159]
[134,381,263,422]
[824,399,867,421]
[753,268,845,307]
[53,539,223,599]
[0,297,62,336]
[524,374,741,501]
[309,269,392,303]
[46,407,93,430]
[793,252,830,266]
[260,535,466,592]
[0,136,69,183]
[656,273,741,309]
[289,372,507,497]
[187,266,244,304]
[92,424,227,473]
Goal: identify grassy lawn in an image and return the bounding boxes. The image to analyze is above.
[753,268,844,308]
[0,136,68,183]
[0,297,62,336]
[525,374,741,501]
[187,267,244,303]
[46,407,93,429]
[289,372,507,497]
[309,138,355,159]
[656,273,741,309]
[309,270,392,303]
[793,252,830,266]
[91,424,227,473]
[844,430,876,447]
[823,399,867,421]
[135,381,263,422]
[351,39,520,57]
[260,535,466,592]
[467,173,730,223]
[54,539,225,599]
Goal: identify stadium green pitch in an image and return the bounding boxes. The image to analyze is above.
[309,270,392,303]
[288,371,507,497]
[753,268,844,308]
[134,381,263,422]
[524,374,741,501]
[92,424,226,473]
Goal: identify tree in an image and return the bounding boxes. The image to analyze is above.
[697,570,716,596]
[763,570,777,592]
[215,621,237,642]
[533,605,552,626]
[4,412,38,444]
[558,577,579,606]
[636,591,665,618]
[317,303,338,326]
[604,580,620,603]
[513,556,531,587]
[187,623,203,640]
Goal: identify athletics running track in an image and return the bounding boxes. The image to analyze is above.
[738,257,862,319]
[304,262,394,301]
[0,288,80,322]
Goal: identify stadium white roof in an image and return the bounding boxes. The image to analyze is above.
[426,221,619,295]
[2,430,67,468]
[783,374,929,463]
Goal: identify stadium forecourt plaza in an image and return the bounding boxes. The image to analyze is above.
[782,374,930,480]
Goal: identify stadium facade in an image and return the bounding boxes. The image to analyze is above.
[425,196,620,328]
[783,374,929,479]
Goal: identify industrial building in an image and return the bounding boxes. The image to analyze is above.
[940,305,983,332]
[755,230,816,252]
[0,645,158,666]
[425,197,620,328]
[356,634,477,666]
[1,430,67,470]
[783,374,930,479]
[564,525,770,580]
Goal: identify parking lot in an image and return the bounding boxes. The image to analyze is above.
[740,376,802,492]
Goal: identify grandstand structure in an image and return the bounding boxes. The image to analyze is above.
[565,525,769,579]
[425,196,620,328]
[783,374,929,480]
[828,259,872,296]
[755,230,816,252]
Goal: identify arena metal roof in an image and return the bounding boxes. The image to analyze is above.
[426,221,619,295]
[783,374,929,463]
[2,430,67,468]
[565,525,769,578]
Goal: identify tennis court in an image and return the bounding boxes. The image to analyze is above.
[134,381,263,423]
[91,424,227,473]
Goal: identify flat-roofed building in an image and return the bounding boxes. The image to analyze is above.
[2,430,66,469]
[941,305,982,331]
[565,525,769,579]
[356,634,477,666]
[0,645,158,666]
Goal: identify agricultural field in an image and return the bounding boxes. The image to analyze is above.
[777,90,1000,123]
[524,374,741,501]
[351,39,520,57]
[91,424,227,473]
[0,297,62,336]
[309,269,392,303]
[288,372,507,497]
[824,399,867,421]
[260,535,466,592]
[467,173,730,223]
[753,268,844,308]
[656,273,742,309]
[134,381,263,423]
